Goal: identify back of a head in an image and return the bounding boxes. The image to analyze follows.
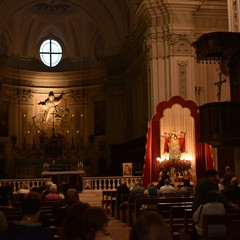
[225,166,231,172]
[22,192,42,215]
[148,183,154,188]
[164,179,170,185]
[183,179,190,187]
[121,179,126,185]
[204,169,218,178]
[129,211,171,240]
[65,188,79,203]
[135,180,141,187]
[231,177,239,186]
[61,202,91,240]
[49,184,58,192]
[84,207,109,233]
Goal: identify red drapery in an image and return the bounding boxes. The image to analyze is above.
[205,143,214,170]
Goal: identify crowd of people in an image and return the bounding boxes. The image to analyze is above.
[0,166,240,240]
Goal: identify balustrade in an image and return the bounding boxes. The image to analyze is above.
[0,176,142,192]
[0,178,52,192]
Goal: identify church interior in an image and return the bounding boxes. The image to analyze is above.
[0,0,240,182]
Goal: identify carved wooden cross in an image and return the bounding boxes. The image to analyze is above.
[215,73,226,101]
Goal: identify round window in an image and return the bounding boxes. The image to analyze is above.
[40,39,62,67]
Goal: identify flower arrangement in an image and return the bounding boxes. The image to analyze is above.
[159,159,192,181]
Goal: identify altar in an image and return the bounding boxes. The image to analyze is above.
[42,170,85,190]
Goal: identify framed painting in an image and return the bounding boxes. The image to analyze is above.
[122,163,133,176]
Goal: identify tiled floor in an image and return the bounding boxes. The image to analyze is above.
[108,217,131,240]
[80,191,131,240]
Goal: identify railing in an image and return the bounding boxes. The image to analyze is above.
[0,178,52,193]
[82,176,143,190]
[0,176,142,192]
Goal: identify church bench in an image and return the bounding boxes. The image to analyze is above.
[202,213,240,240]
[49,226,62,239]
[126,195,146,226]
[168,204,193,239]
[133,195,194,225]
[109,191,117,217]
[179,208,193,240]
[114,193,130,220]
[0,206,22,223]
[41,199,65,227]
[101,190,116,215]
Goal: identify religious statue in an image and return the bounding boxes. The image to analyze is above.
[160,130,191,181]
[38,91,64,123]
[34,91,67,137]
[163,130,185,159]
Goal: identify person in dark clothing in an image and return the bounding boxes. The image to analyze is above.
[220,166,235,193]
[192,169,236,214]
[129,211,171,240]
[54,188,81,226]
[116,180,130,194]
[157,170,170,189]
[60,202,91,240]
[223,177,240,201]
[116,180,130,211]
[0,191,53,240]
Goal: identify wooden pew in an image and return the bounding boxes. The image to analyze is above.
[0,206,22,223]
[126,195,145,226]
[133,194,194,225]
[101,190,116,215]
[180,208,193,240]
[109,191,117,217]
[114,193,130,220]
[169,204,192,239]
[202,213,240,240]
[41,200,62,227]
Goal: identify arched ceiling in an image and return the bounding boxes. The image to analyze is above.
[0,0,140,71]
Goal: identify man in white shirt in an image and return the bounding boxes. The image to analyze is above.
[159,179,176,194]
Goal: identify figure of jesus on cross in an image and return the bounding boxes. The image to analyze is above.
[215,72,226,101]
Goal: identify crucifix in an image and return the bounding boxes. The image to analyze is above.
[51,111,55,136]
[215,72,226,101]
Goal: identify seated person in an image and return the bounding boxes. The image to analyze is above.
[60,202,91,240]
[129,211,171,240]
[44,184,62,200]
[116,180,130,194]
[159,179,176,194]
[180,179,194,194]
[223,177,240,201]
[54,188,80,226]
[130,181,145,196]
[0,192,53,240]
[18,182,30,194]
[192,190,226,238]
[144,183,160,196]
[83,206,113,240]
[157,170,170,189]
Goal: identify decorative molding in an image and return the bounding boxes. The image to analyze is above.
[16,88,33,104]
[177,60,188,99]
[168,34,195,56]
[70,89,87,105]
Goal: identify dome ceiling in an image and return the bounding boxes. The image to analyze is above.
[0,0,135,71]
